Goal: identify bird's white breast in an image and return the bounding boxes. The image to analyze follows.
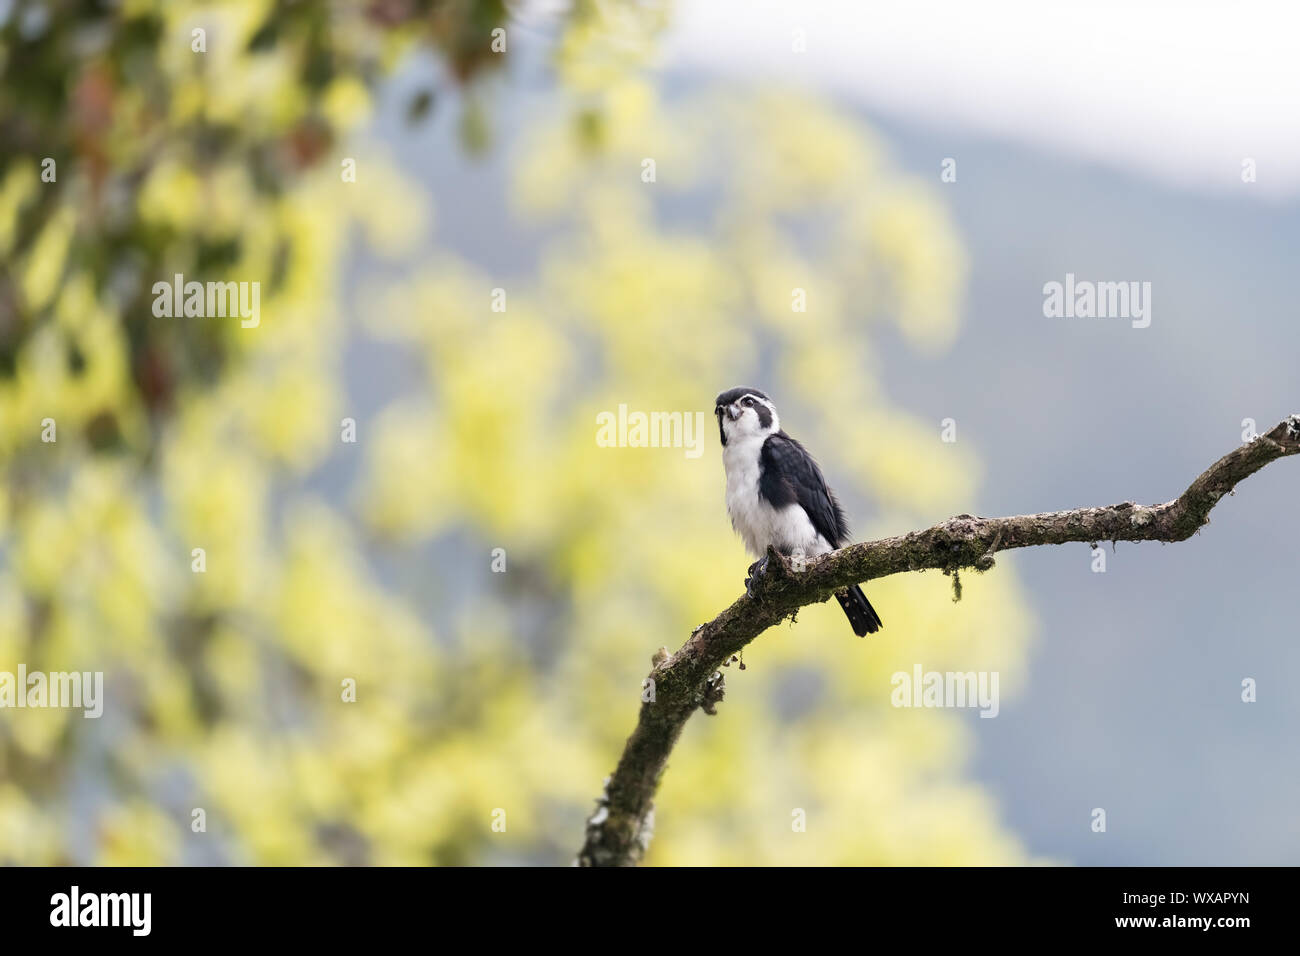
[722,435,827,559]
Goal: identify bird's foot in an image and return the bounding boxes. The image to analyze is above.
[744,555,769,599]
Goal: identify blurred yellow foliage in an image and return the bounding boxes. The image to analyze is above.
[0,0,1035,866]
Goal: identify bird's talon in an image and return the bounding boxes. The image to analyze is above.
[744,555,770,598]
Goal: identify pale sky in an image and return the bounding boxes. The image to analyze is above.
[661,0,1300,199]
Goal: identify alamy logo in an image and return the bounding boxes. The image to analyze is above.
[50,886,151,936]
[891,665,1000,718]
[0,666,102,718]
[595,405,706,459]
[1042,273,1151,328]
[152,273,260,328]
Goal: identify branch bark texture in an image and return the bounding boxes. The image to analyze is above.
[576,416,1300,866]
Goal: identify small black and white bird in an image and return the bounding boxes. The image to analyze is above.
[715,387,883,637]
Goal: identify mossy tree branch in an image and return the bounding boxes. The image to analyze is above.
[576,415,1300,867]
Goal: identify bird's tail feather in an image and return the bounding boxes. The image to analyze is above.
[835,585,883,637]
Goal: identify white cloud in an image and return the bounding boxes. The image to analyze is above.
[664,0,1300,198]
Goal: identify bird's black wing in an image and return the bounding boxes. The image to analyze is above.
[759,431,851,547]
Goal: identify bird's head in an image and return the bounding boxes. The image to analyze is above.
[715,387,779,446]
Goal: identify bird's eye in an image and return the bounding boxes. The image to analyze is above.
[743,398,754,406]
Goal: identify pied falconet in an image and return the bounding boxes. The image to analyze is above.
[715,387,883,637]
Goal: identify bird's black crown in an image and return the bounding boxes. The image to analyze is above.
[715,387,770,408]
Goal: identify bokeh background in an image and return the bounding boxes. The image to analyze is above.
[1,0,1296,866]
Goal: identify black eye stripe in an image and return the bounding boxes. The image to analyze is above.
[714,389,775,429]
